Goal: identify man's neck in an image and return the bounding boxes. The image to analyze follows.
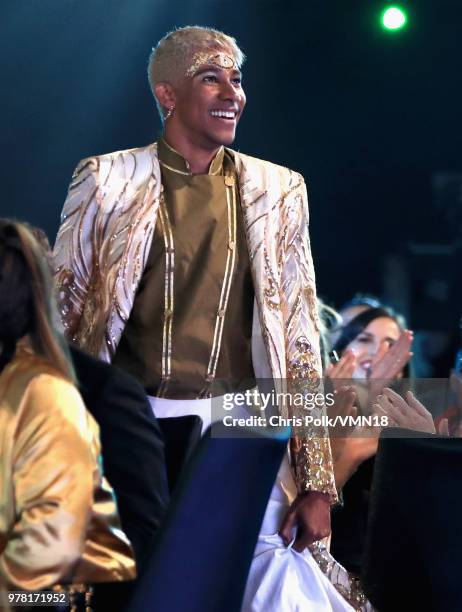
[162,130,221,175]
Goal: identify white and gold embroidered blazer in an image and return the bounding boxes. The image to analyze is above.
[52,143,336,499]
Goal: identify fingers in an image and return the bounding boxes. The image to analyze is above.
[335,386,357,410]
[378,388,435,433]
[375,389,409,427]
[438,418,449,436]
[370,330,413,380]
[329,387,357,435]
[327,349,356,380]
[400,329,414,347]
[336,349,356,378]
[293,530,312,552]
[391,330,414,370]
[371,343,389,369]
[293,521,330,552]
[405,390,432,418]
[372,403,398,427]
[449,373,462,412]
[278,509,296,547]
[329,385,356,417]
[382,387,409,418]
[293,529,329,552]
[376,394,403,426]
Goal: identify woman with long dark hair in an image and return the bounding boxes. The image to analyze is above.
[327,305,413,576]
[0,220,134,607]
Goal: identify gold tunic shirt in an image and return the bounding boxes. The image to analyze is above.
[113,139,255,398]
[0,346,135,592]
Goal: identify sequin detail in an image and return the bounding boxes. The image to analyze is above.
[157,194,175,397]
[309,542,373,611]
[186,51,237,77]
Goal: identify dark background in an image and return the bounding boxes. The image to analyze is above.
[1,0,461,348]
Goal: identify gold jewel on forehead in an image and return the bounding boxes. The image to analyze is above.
[186,51,237,77]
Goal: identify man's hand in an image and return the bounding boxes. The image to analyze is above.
[279,491,331,552]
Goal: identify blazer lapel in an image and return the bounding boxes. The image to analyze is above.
[103,144,163,358]
[234,151,287,380]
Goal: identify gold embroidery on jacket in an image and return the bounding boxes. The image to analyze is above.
[54,146,337,500]
[157,194,175,397]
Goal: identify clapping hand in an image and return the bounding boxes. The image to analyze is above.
[325,349,356,392]
[328,386,379,489]
[367,330,413,407]
[369,329,413,380]
[372,387,436,433]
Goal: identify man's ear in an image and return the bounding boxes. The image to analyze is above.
[155,82,176,113]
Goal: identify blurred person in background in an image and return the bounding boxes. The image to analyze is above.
[325,305,413,576]
[32,226,170,577]
[329,294,382,348]
[0,220,134,611]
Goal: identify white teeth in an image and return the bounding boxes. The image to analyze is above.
[210,110,236,118]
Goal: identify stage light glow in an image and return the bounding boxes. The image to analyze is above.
[381,6,407,31]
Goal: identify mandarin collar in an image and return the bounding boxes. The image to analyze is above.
[158,138,224,176]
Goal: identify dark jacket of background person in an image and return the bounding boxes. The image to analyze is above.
[330,457,375,575]
[70,346,170,572]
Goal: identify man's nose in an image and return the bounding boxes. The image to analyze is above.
[219,79,238,100]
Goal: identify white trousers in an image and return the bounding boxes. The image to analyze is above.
[148,395,356,612]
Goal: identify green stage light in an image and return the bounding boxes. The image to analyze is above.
[381,6,407,31]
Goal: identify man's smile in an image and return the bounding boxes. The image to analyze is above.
[210,109,238,120]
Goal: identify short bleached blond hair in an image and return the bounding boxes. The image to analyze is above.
[148,26,246,119]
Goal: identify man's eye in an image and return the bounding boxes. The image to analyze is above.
[356,336,370,344]
[203,75,217,83]
[232,77,242,85]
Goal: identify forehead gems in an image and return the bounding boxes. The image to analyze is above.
[185,51,237,77]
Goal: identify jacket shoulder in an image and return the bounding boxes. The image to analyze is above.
[230,150,305,183]
[0,352,77,420]
[72,143,158,177]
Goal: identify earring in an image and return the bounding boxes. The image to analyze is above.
[165,106,175,120]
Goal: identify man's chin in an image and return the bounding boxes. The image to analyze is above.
[211,128,237,147]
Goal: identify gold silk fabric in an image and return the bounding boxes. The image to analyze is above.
[113,139,255,399]
[0,346,135,592]
[53,142,337,502]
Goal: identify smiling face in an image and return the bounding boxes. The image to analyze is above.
[160,48,246,152]
[346,316,401,379]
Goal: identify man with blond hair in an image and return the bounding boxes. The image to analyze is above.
[53,26,357,610]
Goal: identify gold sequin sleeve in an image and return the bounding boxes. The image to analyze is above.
[278,173,338,503]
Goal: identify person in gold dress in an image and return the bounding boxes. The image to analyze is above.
[0,220,135,610]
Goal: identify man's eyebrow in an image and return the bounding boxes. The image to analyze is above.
[195,65,218,73]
